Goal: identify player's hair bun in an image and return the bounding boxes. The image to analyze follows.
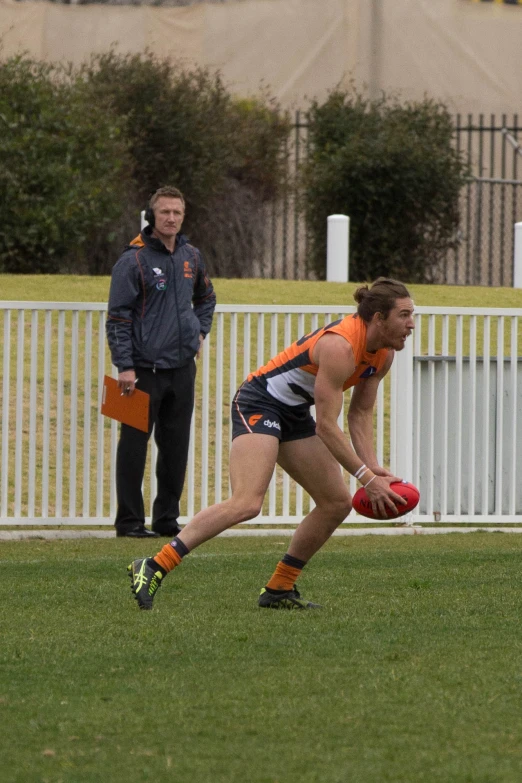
[353,285,370,304]
[353,278,411,322]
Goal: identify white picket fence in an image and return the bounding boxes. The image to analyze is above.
[1,301,522,526]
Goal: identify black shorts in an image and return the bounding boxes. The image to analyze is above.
[231,381,316,443]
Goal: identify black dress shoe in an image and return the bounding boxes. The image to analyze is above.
[151,523,181,537]
[116,527,160,538]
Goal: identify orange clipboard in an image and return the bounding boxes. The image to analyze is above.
[101,375,150,433]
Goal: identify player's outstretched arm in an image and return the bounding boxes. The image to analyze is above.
[348,351,399,478]
[314,336,405,517]
[313,334,363,477]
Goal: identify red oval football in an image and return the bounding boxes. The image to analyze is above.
[352,480,420,520]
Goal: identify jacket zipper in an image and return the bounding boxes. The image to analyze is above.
[171,250,184,361]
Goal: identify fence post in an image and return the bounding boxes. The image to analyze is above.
[390,334,414,481]
[514,222,522,288]
[326,215,349,282]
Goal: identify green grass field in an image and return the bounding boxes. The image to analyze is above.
[3,534,522,782]
[3,276,522,780]
[2,273,522,308]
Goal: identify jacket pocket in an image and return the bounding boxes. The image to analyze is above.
[182,311,201,359]
[137,311,159,357]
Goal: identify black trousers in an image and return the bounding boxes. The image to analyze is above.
[114,363,196,533]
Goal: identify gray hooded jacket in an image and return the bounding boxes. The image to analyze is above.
[106,227,216,372]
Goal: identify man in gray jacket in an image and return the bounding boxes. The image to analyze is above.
[106,186,216,538]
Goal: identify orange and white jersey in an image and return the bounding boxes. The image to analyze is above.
[247,314,389,407]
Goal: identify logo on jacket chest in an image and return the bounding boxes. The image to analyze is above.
[184,260,193,280]
[152,267,167,291]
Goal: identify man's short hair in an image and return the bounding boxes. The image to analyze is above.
[149,186,185,211]
[354,277,411,322]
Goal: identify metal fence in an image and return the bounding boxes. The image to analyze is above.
[443,177,522,286]
[447,116,522,285]
[2,301,522,526]
[262,113,522,285]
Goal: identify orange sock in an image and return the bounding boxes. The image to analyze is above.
[154,543,183,574]
[266,561,303,592]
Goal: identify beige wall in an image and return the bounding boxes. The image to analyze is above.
[358,0,522,116]
[0,0,357,106]
[1,0,522,113]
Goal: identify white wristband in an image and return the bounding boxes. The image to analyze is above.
[364,475,377,489]
[354,463,368,480]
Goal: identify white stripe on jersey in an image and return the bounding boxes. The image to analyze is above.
[266,367,316,406]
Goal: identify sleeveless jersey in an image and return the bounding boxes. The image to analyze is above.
[247,314,389,407]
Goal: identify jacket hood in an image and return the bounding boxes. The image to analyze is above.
[125,227,189,253]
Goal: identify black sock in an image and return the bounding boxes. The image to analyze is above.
[171,536,190,558]
[282,553,307,570]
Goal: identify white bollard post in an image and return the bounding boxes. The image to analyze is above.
[391,333,414,482]
[141,210,148,231]
[326,215,349,282]
[514,222,522,288]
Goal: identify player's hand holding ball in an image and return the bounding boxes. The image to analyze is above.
[353,477,420,520]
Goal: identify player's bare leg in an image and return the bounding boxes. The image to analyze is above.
[278,435,352,561]
[129,433,280,608]
[178,433,279,550]
[259,436,351,609]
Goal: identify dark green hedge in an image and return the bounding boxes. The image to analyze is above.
[1,57,468,282]
[302,89,469,283]
[0,56,131,274]
[0,52,290,275]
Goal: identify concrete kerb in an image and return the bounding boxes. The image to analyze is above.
[2,527,522,541]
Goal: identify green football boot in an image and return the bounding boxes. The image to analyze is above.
[258,585,322,610]
[128,558,164,610]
